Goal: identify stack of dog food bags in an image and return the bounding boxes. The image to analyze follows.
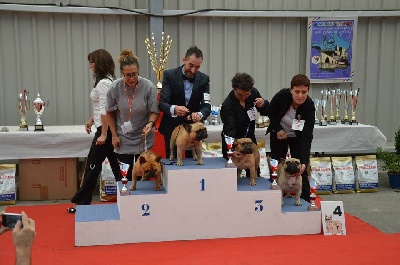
[309,157,333,194]
[0,164,17,205]
[331,156,355,193]
[99,158,117,202]
[355,155,379,192]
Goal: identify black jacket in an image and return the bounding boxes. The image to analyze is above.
[267,88,315,165]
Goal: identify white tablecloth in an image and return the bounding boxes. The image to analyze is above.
[204,123,387,154]
[0,123,387,160]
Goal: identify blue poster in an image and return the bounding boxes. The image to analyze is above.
[309,18,355,82]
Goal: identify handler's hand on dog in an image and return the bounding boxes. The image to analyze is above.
[276,130,287,140]
[190,112,202,122]
[254,98,264,108]
[112,136,121,149]
[142,123,153,136]
[174,106,190,117]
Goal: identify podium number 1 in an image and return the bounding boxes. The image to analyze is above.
[200,179,205,191]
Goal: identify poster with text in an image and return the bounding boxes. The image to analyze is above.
[307,17,357,83]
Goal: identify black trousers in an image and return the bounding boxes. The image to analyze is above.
[71,126,121,205]
[269,133,310,202]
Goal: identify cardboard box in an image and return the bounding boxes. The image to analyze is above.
[19,158,78,200]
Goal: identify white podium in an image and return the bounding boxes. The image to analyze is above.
[75,158,321,246]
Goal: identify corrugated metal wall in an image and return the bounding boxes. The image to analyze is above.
[0,0,399,143]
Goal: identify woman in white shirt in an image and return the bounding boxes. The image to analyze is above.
[68,49,121,213]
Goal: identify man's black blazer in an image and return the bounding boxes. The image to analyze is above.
[159,66,211,137]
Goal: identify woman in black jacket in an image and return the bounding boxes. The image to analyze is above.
[267,74,315,202]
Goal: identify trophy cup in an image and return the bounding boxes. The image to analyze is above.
[313,99,320,125]
[328,89,336,125]
[320,99,327,126]
[145,32,172,93]
[269,158,280,190]
[224,134,236,168]
[256,113,265,128]
[342,89,351,125]
[335,88,342,123]
[119,162,130,196]
[351,88,360,125]
[32,93,49,131]
[308,180,319,211]
[210,105,221,125]
[16,89,31,131]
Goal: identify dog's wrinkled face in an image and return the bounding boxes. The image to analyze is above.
[234,138,254,154]
[183,122,208,141]
[283,158,301,175]
[139,155,162,180]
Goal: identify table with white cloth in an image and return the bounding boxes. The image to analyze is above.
[0,126,92,160]
[204,123,387,155]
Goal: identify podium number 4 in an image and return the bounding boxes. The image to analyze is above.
[321,201,346,235]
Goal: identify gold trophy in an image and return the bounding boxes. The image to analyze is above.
[328,89,336,125]
[335,88,342,123]
[32,93,49,131]
[342,89,351,125]
[145,32,173,93]
[351,87,360,125]
[16,89,31,131]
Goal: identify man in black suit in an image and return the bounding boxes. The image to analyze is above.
[159,46,211,158]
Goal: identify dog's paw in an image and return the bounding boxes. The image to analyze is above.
[197,160,204,165]
[295,200,302,206]
[169,156,174,161]
[129,185,136,191]
[176,161,183,166]
[249,181,256,186]
[155,186,162,191]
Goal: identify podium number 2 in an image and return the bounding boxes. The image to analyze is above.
[141,204,150,216]
[255,200,264,212]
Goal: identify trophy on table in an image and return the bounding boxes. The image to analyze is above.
[342,89,351,125]
[319,90,328,126]
[210,105,221,125]
[16,89,31,131]
[335,88,342,123]
[224,134,235,168]
[351,88,360,125]
[269,158,280,190]
[308,180,319,211]
[32,93,49,131]
[313,99,320,125]
[119,162,130,196]
[328,89,336,125]
[145,32,173,93]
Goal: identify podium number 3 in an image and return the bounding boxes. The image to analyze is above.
[141,204,150,216]
[255,200,264,212]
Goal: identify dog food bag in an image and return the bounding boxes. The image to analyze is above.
[100,159,117,202]
[355,155,379,193]
[309,157,333,194]
[0,164,17,205]
[331,156,355,193]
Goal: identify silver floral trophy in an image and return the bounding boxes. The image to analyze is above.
[119,162,130,196]
[308,180,319,211]
[224,134,235,168]
[270,159,280,190]
[32,93,49,131]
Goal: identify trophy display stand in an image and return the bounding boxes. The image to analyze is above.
[74,157,321,247]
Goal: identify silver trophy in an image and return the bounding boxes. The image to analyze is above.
[119,162,130,196]
[308,180,319,211]
[335,88,342,123]
[32,93,49,131]
[342,89,351,125]
[210,105,221,126]
[351,88,360,125]
[224,134,235,168]
[320,90,328,126]
[328,89,336,125]
[313,99,320,125]
[269,158,280,190]
[16,89,31,131]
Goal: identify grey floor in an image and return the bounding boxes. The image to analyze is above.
[2,172,399,234]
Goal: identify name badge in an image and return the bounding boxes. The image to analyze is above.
[203,93,210,104]
[292,119,305,131]
[121,121,133,134]
[247,107,258,121]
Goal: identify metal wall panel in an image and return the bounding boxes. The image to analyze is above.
[0,0,399,143]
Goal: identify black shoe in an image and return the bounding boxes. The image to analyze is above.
[67,207,76,213]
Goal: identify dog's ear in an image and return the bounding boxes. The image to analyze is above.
[155,155,162,163]
[183,123,191,132]
[279,158,286,164]
[139,156,147,164]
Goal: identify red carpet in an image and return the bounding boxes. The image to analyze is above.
[2,201,400,265]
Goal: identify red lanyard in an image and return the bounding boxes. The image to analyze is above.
[123,83,137,120]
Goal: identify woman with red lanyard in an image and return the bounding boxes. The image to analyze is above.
[106,49,159,180]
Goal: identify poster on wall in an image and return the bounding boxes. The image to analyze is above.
[306,17,358,83]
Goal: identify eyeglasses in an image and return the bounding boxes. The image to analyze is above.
[122,72,139,78]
